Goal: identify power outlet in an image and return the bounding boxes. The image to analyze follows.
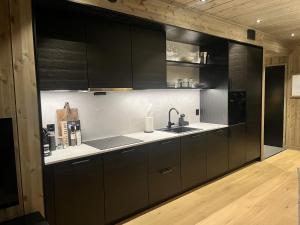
[196,109,200,116]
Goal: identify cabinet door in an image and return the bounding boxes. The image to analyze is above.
[228,42,247,91]
[54,156,104,225]
[147,139,181,204]
[181,133,207,190]
[86,18,132,89]
[206,128,229,179]
[229,123,246,170]
[103,146,148,223]
[132,27,166,89]
[36,11,88,90]
[246,46,263,161]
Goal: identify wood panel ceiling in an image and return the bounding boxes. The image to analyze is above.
[162,0,300,44]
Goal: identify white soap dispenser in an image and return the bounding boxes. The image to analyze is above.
[144,104,154,133]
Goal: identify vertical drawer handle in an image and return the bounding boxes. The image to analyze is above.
[160,140,173,145]
[71,159,90,165]
[159,168,173,175]
[121,148,136,154]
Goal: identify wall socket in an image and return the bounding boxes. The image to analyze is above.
[196,109,200,116]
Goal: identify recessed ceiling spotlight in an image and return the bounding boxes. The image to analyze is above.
[201,0,206,2]
[291,33,295,37]
[256,19,262,23]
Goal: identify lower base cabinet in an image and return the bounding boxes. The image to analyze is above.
[147,139,181,204]
[46,156,105,225]
[181,133,207,190]
[103,146,148,224]
[206,128,229,179]
[229,123,247,170]
[44,127,255,225]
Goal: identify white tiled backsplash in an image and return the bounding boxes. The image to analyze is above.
[40,90,200,141]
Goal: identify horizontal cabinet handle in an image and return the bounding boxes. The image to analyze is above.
[159,168,173,175]
[216,129,225,133]
[160,140,173,145]
[71,159,90,165]
[121,148,136,154]
[191,134,202,138]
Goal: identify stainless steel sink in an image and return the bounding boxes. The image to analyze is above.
[159,126,202,134]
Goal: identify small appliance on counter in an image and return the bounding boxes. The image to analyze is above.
[47,124,56,151]
[42,128,51,157]
[67,120,82,147]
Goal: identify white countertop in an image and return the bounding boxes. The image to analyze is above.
[44,122,228,165]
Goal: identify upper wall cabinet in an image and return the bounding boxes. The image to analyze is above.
[228,43,247,91]
[132,27,167,89]
[86,18,132,89]
[36,11,88,90]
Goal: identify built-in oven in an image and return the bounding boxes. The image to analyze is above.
[228,91,246,125]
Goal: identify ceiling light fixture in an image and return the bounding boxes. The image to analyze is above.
[291,33,295,37]
[201,0,206,2]
[256,19,261,24]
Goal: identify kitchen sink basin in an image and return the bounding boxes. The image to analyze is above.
[159,126,202,134]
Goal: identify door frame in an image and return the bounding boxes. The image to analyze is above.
[261,62,288,160]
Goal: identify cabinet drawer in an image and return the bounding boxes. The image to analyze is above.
[104,147,146,171]
[149,166,181,204]
[148,138,180,173]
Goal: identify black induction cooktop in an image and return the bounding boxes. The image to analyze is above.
[84,136,143,150]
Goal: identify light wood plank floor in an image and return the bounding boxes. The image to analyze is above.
[120,149,299,225]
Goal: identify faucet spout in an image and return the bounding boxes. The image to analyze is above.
[167,108,179,129]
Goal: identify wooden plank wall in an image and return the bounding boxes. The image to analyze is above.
[286,47,300,149]
[265,56,289,66]
[9,0,44,215]
[0,0,24,221]
[0,0,44,222]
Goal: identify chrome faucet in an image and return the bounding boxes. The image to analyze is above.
[167,108,179,129]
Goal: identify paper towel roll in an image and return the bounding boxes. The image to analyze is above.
[144,117,154,133]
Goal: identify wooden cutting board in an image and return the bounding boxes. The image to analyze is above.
[56,102,78,136]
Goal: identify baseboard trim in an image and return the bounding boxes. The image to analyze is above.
[286,146,300,151]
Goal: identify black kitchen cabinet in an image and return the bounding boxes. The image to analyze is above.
[206,128,229,179]
[246,46,263,162]
[132,27,167,89]
[229,123,247,170]
[227,42,262,163]
[46,156,104,225]
[181,133,207,190]
[228,43,247,91]
[36,10,88,90]
[86,18,132,89]
[147,138,181,204]
[103,146,148,223]
[200,41,229,125]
